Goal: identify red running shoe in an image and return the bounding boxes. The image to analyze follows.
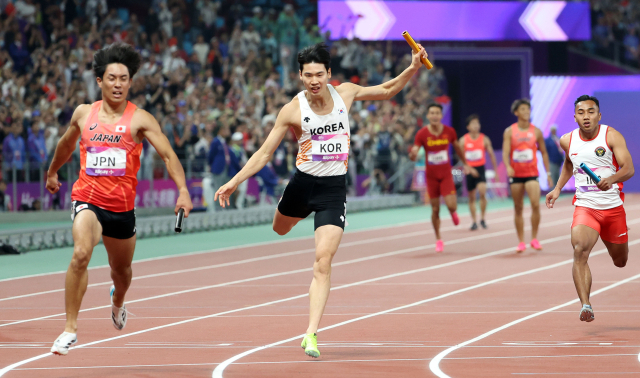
[451,211,459,226]
[530,239,542,250]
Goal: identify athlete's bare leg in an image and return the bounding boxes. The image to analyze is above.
[510,183,526,243]
[64,210,102,334]
[467,188,477,223]
[524,180,541,240]
[477,182,488,221]
[306,224,343,334]
[571,225,600,306]
[443,193,457,214]
[272,209,304,236]
[603,240,629,268]
[104,235,136,308]
[430,197,442,240]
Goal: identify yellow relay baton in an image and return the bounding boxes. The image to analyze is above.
[402,31,433,70]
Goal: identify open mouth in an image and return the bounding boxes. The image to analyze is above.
[113,91,123,98]
[310,87,320,94]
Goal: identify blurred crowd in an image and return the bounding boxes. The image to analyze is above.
[585,0,640,67]
[0,0,450,207]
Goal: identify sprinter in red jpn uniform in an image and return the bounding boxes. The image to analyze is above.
[410,103,477,253]
[46,43,193,355]
[503,99,552,253]
[546,95,634,323]
[459,114,498,231]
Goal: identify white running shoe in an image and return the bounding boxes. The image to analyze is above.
[51,332,77,355]
[110,285,127,330]
[580,304,594,322]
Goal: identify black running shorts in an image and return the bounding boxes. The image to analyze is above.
[71,200,136,239]
[277,169,347,230]
[466,166,486,191]
[509,176,539,185]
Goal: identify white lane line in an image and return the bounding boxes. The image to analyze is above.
[0,212,524,303]
[0,204,523,284]
[0,214,575,329]
[429,271,640,376]
[512,373,640,376]
[0,226,585,376]
[210,238,640,378]
[24,354,637,371]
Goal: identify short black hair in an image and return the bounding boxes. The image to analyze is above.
[574,95,600,110]
[298,43,330,72]
[93,43,142,79]
[427,103,443,112]
[511,98,531,113]
[466,113,480,126]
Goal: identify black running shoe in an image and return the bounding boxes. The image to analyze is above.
[470,223,478,231]
[480,220,487,229]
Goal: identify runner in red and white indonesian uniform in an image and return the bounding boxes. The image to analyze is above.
[546,95,634,323]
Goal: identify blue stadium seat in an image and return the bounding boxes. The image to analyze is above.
[183,40,194,56]
[117,8,129,25]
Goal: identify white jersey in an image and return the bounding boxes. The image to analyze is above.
[568,125,623,210]
[295,84,350,177]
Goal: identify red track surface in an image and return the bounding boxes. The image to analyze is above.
[2,196,640,378]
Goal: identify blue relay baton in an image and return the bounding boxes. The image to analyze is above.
[579,162,600,183]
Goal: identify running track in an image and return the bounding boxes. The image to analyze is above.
[1,196,640,377]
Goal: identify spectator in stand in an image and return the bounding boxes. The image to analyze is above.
[228,131,248,209]
[624,27,639,66]
[0,179,8,211]
[255,163,279,205]
[163,45,186,74]
[193,35,209,66]
[208,123,230,209]
[3,123,26,181]
[158,1,173,38]
[545,125,564,188]
[27,115,47,179]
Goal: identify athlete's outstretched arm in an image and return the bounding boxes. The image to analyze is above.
[46,105,88,194]
[215,102,294,206]
[138,110,193,216]
[546,133,573,208]
[336,46,427,103]
[598,127,634,191]
[484,135,499,170]
[536,128,553,189]
[502,128,513,177]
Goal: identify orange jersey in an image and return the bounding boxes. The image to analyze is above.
[510,124,539,178]
[463,133,485,167]
[71,101,142,212]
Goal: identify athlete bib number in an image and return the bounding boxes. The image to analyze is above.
[311,134,349,162]
[512,149,534,163]
[465,149,483,162]
[86,147,126,176]
[575,166,608,192]
[427,150,449,165]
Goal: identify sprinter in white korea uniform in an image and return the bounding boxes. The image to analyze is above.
[215,42,429,358]
[546,95,634,323]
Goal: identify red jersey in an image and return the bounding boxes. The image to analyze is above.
[71,101,142,212]
[414,125,457,175]
[463,133,486,168]
[510,123,539,178]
